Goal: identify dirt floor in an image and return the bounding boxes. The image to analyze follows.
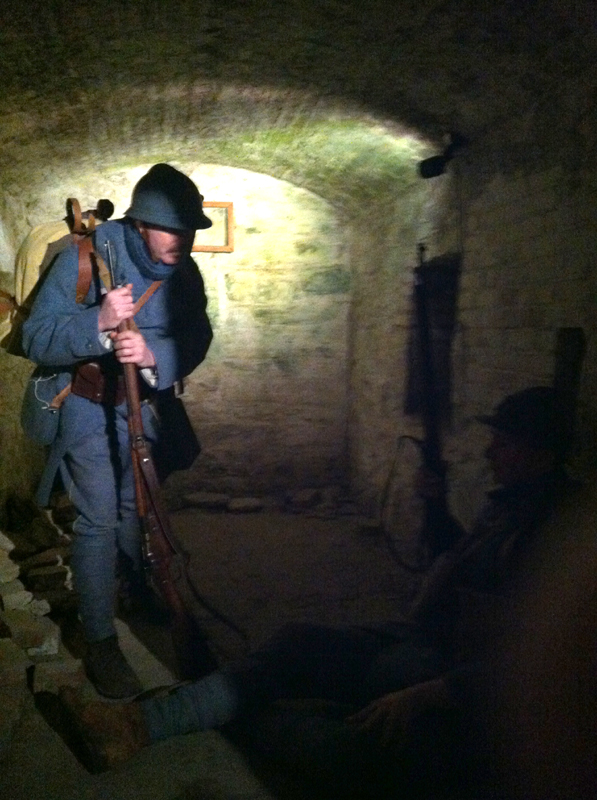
[168,507,420,663]
[119,505,426,799]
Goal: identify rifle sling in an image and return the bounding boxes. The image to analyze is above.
[133,435,182,556]
[130,427,251,645]
[133,433,250,643]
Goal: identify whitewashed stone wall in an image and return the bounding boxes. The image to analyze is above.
[182,166,350,494]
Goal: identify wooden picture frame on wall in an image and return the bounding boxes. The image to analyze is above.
[192,201,234,253]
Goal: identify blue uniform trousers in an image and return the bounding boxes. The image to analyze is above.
[60,403,146,642]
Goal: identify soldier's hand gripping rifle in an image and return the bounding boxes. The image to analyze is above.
[105,241,217,681]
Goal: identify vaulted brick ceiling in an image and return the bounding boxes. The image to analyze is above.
[0,0,594,243]
[0,0,594,137]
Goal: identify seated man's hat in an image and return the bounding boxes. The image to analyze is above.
[477,386,568,455]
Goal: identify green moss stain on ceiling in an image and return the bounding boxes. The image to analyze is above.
[0,106,431,209]
[0,86,434,261]
[210,120,429,209]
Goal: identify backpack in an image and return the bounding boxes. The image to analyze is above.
[4,198,113,446]
[13,201,199,477]
[14,198,170,451]
[0,198,114,358]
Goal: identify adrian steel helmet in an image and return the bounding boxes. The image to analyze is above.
[125,163,212,231]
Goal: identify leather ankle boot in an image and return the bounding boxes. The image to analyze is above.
[59,686,150,772]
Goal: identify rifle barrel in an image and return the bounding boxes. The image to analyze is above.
[104,240,118,289]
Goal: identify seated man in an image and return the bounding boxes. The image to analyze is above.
[491,470,597,800]
[60,386,574,787]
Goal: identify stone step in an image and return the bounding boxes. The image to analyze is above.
[0,620,275,800]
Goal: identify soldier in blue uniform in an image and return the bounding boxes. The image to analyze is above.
[22,164,213,699]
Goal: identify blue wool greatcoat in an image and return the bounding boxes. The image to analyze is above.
[22,219,213,506]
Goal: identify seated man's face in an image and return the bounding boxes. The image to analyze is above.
[485,430,553,487]
[136,221,195,265]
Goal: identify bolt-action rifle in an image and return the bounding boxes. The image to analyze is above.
[380,246,461,571]
[105,241,218,681]
[412,243,457,560]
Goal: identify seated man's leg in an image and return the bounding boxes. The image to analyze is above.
[362,635,446,702]
[142,622,388,741]
[231,699,381,797]
[226,622,390,709]
[229,627,447,791]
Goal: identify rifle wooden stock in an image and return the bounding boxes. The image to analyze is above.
[120,319,216,680]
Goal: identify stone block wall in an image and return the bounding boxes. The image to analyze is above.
[0,0,595,533]
[436,148,596,529]
[349,117,597,532]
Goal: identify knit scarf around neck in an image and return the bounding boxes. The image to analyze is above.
[123,220,178,280]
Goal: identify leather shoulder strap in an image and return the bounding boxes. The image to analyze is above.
[133,281,162,315]
[128,281,162,333]
[67,198,96,236]
[76,236,94,303]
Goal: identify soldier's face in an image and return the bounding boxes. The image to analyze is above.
[136,222,195,265]
[485,430,552,487]
[485,431,527,486]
